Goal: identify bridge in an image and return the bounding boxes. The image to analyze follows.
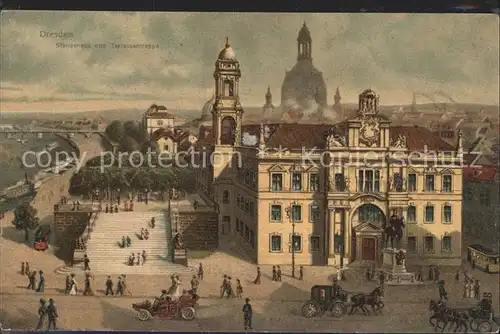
[0,129,105,139]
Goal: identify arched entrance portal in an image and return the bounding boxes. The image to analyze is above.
[351,204,385,263]
[220,116,236,145]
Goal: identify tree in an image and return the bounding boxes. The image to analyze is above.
[123,120,140,139]
[105,120,125,143]
[119,136,140,153]
[12,202,40,241]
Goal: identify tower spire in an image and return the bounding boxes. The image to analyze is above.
[225,36,229,47]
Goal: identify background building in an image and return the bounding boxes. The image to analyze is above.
[142,104,175,134]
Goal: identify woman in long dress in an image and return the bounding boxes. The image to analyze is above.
[69,274,78,295]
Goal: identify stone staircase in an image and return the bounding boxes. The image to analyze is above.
[82,211,192,275]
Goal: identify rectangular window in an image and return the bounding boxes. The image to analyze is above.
[425,175,435,192]
[292,173,302,191]
[244,200,249,213]
[222,191,230,204]
[270,205,282,221]
[425,205,434,223]
[407,173,417,192]
[393,173,404,191]
[424,236,434,253]
[442,236,452,253]
[407,236,417,253]
[291,205,302,222]
[480,190,490,206]
[443,205,452,224]
[310,236,320,252]
[239,221,244,236]
[249,202,255,216]
[270,235,282,252]
[271,173,283,191]
[407,205,417,222]
[291,235,302,252]
[442,175,452,192]
[224,80,234,96]
[309,174,320,192]
[235,218,240,231]
[249,230,255,247]
[358,170,380,192]
[310,203,321,223]
[245,225,249,240]
[334,173,346,191]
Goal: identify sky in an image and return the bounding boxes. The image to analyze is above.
[0,11,499,112]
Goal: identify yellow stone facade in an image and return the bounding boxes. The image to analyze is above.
[195,40,463,267]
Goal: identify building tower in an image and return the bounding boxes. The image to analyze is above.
[212,37,243,147]
[297,21,312,61]
[262,86,275,118]
[333,87,343,118]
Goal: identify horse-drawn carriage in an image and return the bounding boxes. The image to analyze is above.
[429,297,498,333]
[301,285,384,318]
[132,293,199,321]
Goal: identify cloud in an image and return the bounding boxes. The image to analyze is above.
[0,12,498,111]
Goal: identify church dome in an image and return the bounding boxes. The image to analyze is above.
[201,94,215,120]
[360,88,379,99]
[218,38,236,60]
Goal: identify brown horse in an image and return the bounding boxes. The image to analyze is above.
[349,287,384,315]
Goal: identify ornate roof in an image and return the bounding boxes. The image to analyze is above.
[218,37,236,60]
[297,22,311,42]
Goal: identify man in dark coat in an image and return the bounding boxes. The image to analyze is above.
[299,266,304,280]
[197,263,204,280]
[105,276,114,296]
[220,275,228,298]
[438,280,448,301]
[46,298,58,330]
[242,298,253,330]
[276,266,282,281]
[253,267,261,284]
[83,254,90,271]
[36,299,47,330]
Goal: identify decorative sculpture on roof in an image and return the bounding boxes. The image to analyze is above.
[391,134,407,148]
[327,129,346,148]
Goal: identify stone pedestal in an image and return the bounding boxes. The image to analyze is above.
[381,248,420,285]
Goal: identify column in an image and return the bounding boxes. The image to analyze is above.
[328,209,335,255]
[343,208,350,266]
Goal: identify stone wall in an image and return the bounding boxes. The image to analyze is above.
[53,209,91,242]
[177,211,218,250]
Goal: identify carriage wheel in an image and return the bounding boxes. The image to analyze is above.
[301,301,318,318]
[329,302,346,318]
[477,320,493,333]
[469,319,479,332]
[180,307,196,320]
[137,309,151,321]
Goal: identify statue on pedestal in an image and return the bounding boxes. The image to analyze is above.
[395,249,406,265]
[173,233,184,250]
[384,211,405,248]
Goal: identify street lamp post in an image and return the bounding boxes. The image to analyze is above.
[285,203,297,278]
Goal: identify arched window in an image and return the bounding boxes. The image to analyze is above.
[358,204,383,223]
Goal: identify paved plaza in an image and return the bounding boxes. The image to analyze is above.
[1,204,499,332]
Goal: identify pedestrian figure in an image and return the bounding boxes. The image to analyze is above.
[276,266,282,281]
[272,266,276,281]
[21,262,25,275]
[151,217,155,228]
[434,266,440,282]
[117,195,121,206]
[126,236,131,247]
[36,298,47,330]
[467,278,474,298]
[83,273,94,296]
[114,205,118,213]
[36,270,45,293]
[366,267,372,281]
[136,252,141,266]
[105,204,109,213]
[105,276,114,295]
[69,273,78,295]
[474,280,480,300]
[463,280,468,298]
[236,279,243,298]
[220,275,228,298]
[226,277,235,298]
[124,201,128,211]
[141,250,147,265]
[25,262,30,276]
[299,266,304,280]
[428,265,434,281]
[83,254,90,271]
[190,275,199,294]
[116,276,124,296]
[46,298,58,331]
[27,270,36,290]
[198,263,204,280]
[438,280,448,301]
[129,200,134,211]
[379,271,385,290]
[455,268,460,281]
[242,298,253,330]
[253,267,261,284]
[64,275,71,295]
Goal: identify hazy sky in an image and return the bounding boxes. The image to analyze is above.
[0,11,498,112]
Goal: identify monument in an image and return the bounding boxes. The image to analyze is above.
[381,211,420,285]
